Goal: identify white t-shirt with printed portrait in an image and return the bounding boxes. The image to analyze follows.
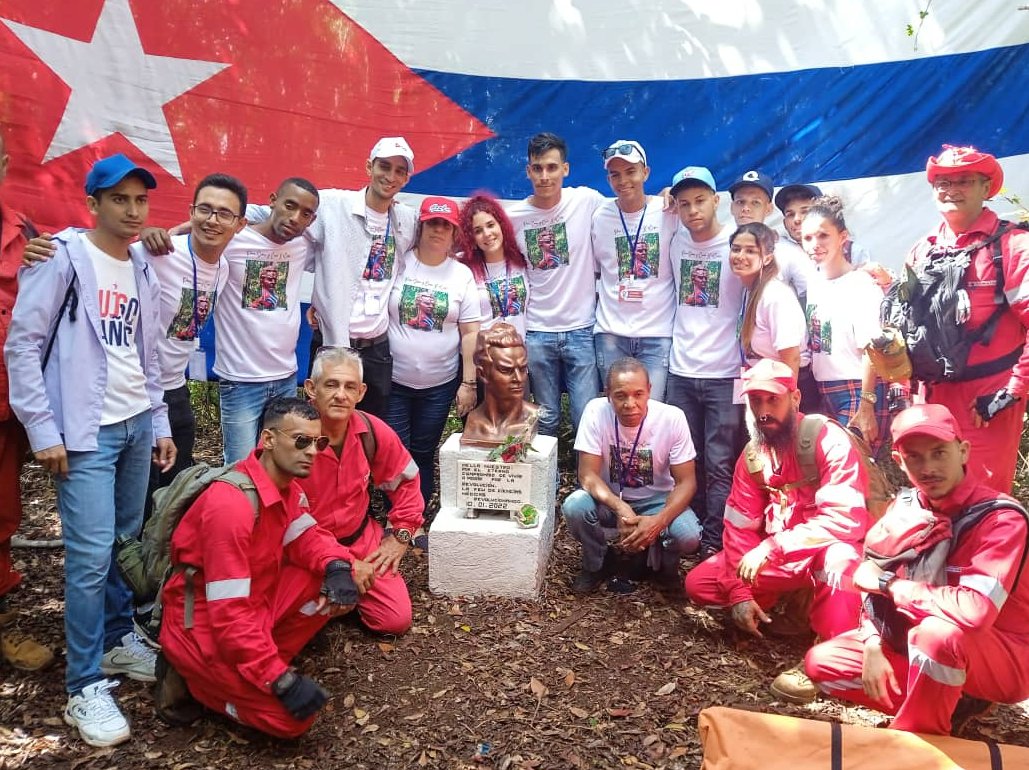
[669,222,744,378]
[743,278,808,367]
[84,238,150,425]
[144,234,229,391]
[806,268,883,382]
[506,186,607,332]
[474,261,530,338]
[574,397,696,502]
[212,226,312,382]
[591,196,678,338]
[388,251,483,389]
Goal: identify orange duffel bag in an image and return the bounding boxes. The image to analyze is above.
[698,706,1029,769]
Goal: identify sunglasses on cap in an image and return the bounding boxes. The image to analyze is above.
[314,345,361,358]
[271,428,329,451]
[602,142,644,161]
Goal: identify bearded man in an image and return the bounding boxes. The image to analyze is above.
[684,358,871,703]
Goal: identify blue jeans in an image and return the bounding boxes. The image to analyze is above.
[219,376,298,464]
[665,375,744,552]
[594,333,672,402]
[561,489,701,571]
[386,377,459,523]
[56,411,153,694]
[525,327,600,437]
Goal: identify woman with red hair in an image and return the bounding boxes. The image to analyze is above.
[457,194,531,337]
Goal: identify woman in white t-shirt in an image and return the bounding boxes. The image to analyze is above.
[457,193,530,339]
[730,223,807,378]
[801,197,887,446]
[387,197,483,537]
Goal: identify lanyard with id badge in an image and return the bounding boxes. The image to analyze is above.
[185,235,221,382]
[613,411,647,498]
[363,211,393,317]
[617,204,647,303]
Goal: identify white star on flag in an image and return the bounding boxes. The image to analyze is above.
[2,0,229,181]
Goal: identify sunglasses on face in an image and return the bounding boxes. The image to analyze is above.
[272,428,329,451]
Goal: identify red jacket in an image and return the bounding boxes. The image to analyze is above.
[907,209,1029,395]
[160,451,348,692]
[865,473,1029,641]
[722,417,871,603]
[0,200,33,420]
[299,411,423,557]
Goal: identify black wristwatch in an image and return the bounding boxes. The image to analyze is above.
[878,570,898,595]
[272,669,298,696]
[393,529,413,545]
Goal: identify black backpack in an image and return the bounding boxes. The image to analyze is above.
[881,220,1029,383]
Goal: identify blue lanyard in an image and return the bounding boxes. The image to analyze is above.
[618,201,648,273]
[186,235,221,339]
[488,261,511,318]
[613,410,647,495]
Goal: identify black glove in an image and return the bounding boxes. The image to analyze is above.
[273,670,329,720]
[974,389,1020,423]
[321,559,359,606]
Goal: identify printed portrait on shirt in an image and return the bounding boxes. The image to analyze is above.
[362,233,397,281]
[806,305,832,354]
[608,446,654,489]
[524,223,570,271]
[400,285,449,332]
[679,259,720,308]
[486,274,527,320]
[97,283,140,349]
[242,259,289,311]
[617,231,659,281]
[166,286,217,341]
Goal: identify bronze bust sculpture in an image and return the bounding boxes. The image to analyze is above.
[461,323,539,448]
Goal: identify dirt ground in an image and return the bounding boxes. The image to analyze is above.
[2,416,1028,770]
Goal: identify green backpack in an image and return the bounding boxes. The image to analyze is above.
[115,463,259,635]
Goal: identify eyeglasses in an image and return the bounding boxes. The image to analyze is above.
[602,142,644,162]
[272,428,329,451]
[190,203,241,225]
[931,176,987,192]
[314,345,361,359]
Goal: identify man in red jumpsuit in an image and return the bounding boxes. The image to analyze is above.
[853,145,1029,493]
[158,397,359,738]
[301,346,423,634]
[806,403,1029,735]
[684,358,871,702]
[0,132,53,670]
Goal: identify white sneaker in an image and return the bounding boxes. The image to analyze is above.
[64,679,131,747]
[101,631,157,682]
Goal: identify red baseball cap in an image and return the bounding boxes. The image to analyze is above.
[926,145,1003,199]
[890,404,963,446]
[740,359,797,396]
[419,196,461,227]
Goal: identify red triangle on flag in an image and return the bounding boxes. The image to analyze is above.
[0,0,493,231]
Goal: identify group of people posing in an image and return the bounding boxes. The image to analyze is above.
[0,128,1026,748]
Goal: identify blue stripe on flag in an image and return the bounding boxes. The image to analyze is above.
[406,44,1029,197]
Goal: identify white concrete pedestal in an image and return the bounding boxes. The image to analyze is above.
[429,433,558,599]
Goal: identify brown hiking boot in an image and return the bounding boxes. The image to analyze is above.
[770,664,819,704]
[766,588,815,638]
[153,653,203,726]
[1,626,55,672]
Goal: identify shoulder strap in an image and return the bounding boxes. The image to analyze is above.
[355,410,377,466]
[214,468,260,518]
[42,264,79,372]
[796,413,828,485]
[953,497,1029,589]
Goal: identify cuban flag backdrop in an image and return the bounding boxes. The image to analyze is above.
[1,0,1027,271]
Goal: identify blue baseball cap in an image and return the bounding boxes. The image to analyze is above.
[84,154,157,196]
[728,170,775,201]
[670,166,716,197]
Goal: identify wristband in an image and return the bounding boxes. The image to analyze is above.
[460,381,476,388]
